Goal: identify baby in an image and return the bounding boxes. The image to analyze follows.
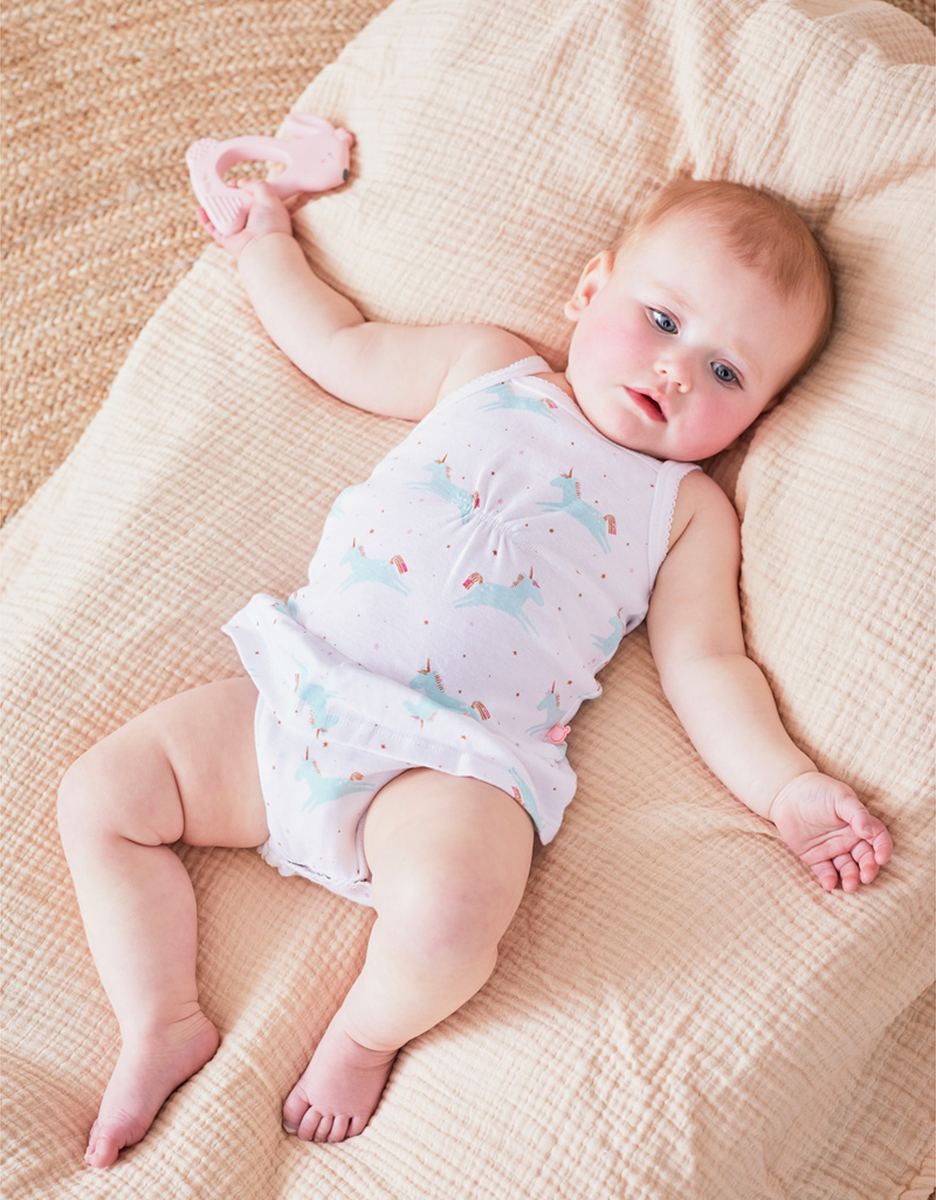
[57,174,893,1168]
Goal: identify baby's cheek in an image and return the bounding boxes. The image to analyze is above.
[575,318,610,357]
[693,399,751,456]
[586,318,639,372]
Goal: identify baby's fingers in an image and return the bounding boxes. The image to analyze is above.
[868,821,894,866]
[812,839,886,893]
[235,178,293,210]
[839,797,894,867]
[810,858,841,892]
[195,206,223,241]
[834,851,862,893]
[852,836,890,885]
[811,850,863,892]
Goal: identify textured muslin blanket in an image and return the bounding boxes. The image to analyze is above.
[2,0,933,1197]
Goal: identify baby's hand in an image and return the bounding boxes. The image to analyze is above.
[768,772,892,892]
[196,180,294,259]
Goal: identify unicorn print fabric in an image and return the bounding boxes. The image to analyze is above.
[224,358,698,903]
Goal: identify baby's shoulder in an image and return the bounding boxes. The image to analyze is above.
[436,328,540,402]
[668,469,739,552]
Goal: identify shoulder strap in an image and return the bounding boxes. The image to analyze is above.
[647,461,702,582]
[441,356,551,405]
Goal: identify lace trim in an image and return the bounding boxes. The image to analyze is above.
[440,356,551,405]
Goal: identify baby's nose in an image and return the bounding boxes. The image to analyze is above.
[656,350,693,393]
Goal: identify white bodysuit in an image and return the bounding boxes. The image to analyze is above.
[224,357,698,904]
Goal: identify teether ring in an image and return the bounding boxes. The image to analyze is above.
[186,112,354,236]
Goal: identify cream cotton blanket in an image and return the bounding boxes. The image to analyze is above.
[2,0,933,1196]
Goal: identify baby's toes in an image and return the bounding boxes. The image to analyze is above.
[84,1119,103,1165]
[85,1118,129,1169]
[282,1084,334,1143]
[300,1107,330,1141]
[281,1083,312,1136]
[323,1113,352,1143]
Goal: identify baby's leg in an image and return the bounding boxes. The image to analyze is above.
[57,677,268,1169]
[282,767,534,1142]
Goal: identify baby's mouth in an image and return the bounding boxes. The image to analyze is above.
[626,387,667,423]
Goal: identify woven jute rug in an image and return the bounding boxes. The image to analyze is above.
[1,0,393,525]
[1,0,932,525]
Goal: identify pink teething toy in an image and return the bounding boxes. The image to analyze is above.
[186,112,354,235]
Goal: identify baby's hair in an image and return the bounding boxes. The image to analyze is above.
[622,178,835,382]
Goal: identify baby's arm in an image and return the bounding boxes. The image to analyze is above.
[198,181,533,419]
[646,472,892,892]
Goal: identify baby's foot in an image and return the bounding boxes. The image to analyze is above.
[85,1011,219,1169]
[282,1013,398,1143]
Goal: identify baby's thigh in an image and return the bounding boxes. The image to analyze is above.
[141,676,268,848]
[63,676,267,850]
[363,769,534,941]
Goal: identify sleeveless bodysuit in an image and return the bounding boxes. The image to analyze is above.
[224,357,698,903]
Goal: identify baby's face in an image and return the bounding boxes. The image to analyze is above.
[564,213,821,461]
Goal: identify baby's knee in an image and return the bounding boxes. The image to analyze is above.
[57,730,179,848]
[376,862,520,970]
[56,750,101,846]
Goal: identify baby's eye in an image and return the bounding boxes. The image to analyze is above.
[649,308,678,334]
[712,362,740,387]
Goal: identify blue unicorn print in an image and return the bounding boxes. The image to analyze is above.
[405,660,491,725]
[478,382,559,421]
[538,469,617,552]
[526,684,564,741]
[592,612,625,659]
[296,753,375,813]
[292,659,341,736]
[454,568,544,635]
[407,456,479,523]
[338,540,410,595]
[271,597,301,622]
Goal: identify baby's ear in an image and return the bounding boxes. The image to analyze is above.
[564,250,615,321]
